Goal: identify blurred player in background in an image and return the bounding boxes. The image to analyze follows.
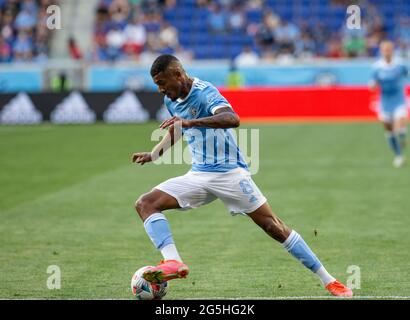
[370,40,409,167]
[131,54,353,297]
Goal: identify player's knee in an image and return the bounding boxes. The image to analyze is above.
[135,197,142,213]
[384,123,394,132]
[135,195,148,218]
[135,194,160,220]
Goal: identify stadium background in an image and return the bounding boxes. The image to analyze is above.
[1,0,410,299]
[2,0,410,122]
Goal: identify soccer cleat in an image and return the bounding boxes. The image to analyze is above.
[325,280,353,297]
[393,156,405,168]
[142,260,189,284]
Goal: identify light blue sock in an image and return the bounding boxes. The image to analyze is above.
[283,230,322,273]
[143,213,174,250]
[386,132,402,156]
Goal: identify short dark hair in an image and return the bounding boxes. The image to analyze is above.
[150,54,180,77]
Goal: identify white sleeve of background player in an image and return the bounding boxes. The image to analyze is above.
[203,86,232,115]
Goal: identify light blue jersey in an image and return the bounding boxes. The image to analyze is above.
[164,77,248,172]
[372,58,408,112]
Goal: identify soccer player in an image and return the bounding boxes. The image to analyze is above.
[369,40,408,167]
[132,54,353,297]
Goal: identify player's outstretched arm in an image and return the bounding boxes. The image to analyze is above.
[132,125,181,165]
[368,79,378,91]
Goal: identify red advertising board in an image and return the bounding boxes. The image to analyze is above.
[219,86,390,122]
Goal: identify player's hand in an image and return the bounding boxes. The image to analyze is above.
[160,116,192,129]
[132,152,152,165]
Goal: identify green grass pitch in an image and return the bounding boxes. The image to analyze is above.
[0,122,409,299]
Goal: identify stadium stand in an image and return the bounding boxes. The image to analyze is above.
[0,0,56,63]
[1,0,410,63]
[90,0,410,62]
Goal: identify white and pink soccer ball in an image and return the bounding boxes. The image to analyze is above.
[131,266,168,300]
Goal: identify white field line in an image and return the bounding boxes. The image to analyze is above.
[185,296,410,300]
[2,296,410,300]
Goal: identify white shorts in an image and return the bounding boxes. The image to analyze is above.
[154,167,267,216]
[378,105,408,123]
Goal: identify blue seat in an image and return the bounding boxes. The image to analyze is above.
[246,9,262,23]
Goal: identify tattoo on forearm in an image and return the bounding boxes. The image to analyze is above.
[193,111,239,128]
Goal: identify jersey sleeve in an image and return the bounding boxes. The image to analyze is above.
[202,85,232,115]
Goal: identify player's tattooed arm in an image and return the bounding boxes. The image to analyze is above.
[159,107,240,129]
[190,107,240,128]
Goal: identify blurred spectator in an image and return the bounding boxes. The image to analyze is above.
[163,0,176,10]
[158,21,178,51]
[13,31,33,62]
[246,0,263,10]
[95,4,111,31]
[195,0,210,8]
[342,21,367,58]
[140,1,162,29]
[254,10,279,57]
[234,46,259,66]
[394,16,410,46]
[91,41,110,61]
[311,22,331,56]
[22,0,39,15]
[14,3,38,32]
[343,35,366,57]
[207,3,227,34]
[276,49,295,65]
[394,16,410,58]
[366,18,387,57]
[109,0,131,25]
[1,10,15,44]
[0,36,12,62]
[174,45,194,64]
[106,24,126,60]
[226,61,243,88]
[396,40,410,59]
[123,14,146,58]
[138,41,159,65]
[341,9,369,58]
[274,19,300,55]
[295,31,316,59]
[0,0,19,13]
[326,38,344,59]
[68,37,83,60]
[227,2,246,33]
[51,72,72,92]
